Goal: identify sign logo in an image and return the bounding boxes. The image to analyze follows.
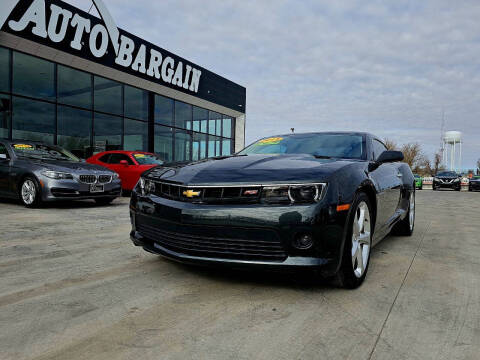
[1,0,202,93]
[183,190,201,198]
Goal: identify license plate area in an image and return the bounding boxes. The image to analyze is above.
[90,184,104,193]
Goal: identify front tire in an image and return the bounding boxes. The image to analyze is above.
[20,177,42,208]
[95,198,115,206]
[334,192,372,289]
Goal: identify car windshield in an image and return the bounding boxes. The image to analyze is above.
[437,171,457,177]
[11,143,80,162]
[238,133,365,159]
[133,153,164,165]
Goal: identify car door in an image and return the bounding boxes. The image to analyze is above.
[106,153,135,188]
[369,139,403,238]
[0,142,11,195]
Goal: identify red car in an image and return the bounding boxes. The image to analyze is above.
[87,151,163,191]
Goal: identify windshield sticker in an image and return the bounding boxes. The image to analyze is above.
[134,154,146,158]
[13,144,34,150]
[258,137,283,145]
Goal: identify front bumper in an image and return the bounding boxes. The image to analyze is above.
[129,192,349,276]
[433,180,460,189]
[469,181,480,191]
[39,176,122,201]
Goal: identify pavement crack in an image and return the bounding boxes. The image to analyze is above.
[367,220,431,360]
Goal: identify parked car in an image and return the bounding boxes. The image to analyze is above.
[469,176,480,191]
[129,132,415,289]
[0,140,121,207]
[87,151,163,191]
[414,174,423,189]
[433,171,461,191]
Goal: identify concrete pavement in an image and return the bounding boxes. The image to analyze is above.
[0,190,479,360]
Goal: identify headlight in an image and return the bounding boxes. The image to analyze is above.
[42,171,73,180]
[261,184,324,204]
[137,177,156,196]
[112,173,120,180]
[454,178,460,182]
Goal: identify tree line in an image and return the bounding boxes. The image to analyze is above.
[384,139,444,176]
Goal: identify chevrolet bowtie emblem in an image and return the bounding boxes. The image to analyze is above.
[183,190,201,198]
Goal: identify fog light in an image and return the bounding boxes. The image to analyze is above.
[293,233,314,250]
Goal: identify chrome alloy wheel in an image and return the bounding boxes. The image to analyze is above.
[409,191,415,231]
[21,179,36,205]
[351,201,371,278]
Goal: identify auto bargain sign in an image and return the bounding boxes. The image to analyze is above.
[1,0,203,92]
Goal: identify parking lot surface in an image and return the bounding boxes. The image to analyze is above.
[1,190,480,360]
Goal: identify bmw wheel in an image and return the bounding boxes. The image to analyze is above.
[20,177,41,208]
[335,192,372,289]
[392,190,415,236]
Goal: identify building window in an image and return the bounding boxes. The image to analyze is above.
[193,106,207,133]
[208,135,221,157]
[209,111,221,135]
[154,95,173,126]
[175,129,191,162]
[0,47,10,93]
[154,125,173,162]
[223,117,232,138]
[94,76,122,115]
[124,86,148,121]
[13,52,55,101]
[0,94,11,139]
[175,101,192,129]
[124,119,148,151]
[94,113,122,150]
[57,105,92,158]
[222,139,232,156]
[58,65,92,109]
[12,97,55,143]
[193,132,207,161]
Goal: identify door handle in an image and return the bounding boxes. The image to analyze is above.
[397,173,403,178]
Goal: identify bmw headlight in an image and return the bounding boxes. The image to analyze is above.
[137,177,156,196]
[112,172,120,180]
[42,171,73,180]
[261,183,324,204]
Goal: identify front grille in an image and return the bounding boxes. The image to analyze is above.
[136,221,286,262]
[151,181,261,204]
[98,175,112,183]
[79,175,96,184]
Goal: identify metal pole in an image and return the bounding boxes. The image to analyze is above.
[459,141,462,173]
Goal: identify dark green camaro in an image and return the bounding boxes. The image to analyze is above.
[130,132,415,288]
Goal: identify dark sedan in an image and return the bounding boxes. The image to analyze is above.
[0,140,122,207]
[469,177,480,191]
[433,171,461,191]
[129,132,415,288]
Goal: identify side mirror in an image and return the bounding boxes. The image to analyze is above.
[119,160,129,167]
[377,150,404,164]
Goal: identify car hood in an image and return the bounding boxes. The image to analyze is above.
[24,159,114,173]
[149,154,362,185]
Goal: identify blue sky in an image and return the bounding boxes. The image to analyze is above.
[67,0,480,169]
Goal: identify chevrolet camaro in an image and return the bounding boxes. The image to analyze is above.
[129,132,415,288]
[0,140,122,207]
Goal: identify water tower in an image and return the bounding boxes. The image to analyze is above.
[442,131,462,172]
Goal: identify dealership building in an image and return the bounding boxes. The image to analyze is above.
[0,0,246,162]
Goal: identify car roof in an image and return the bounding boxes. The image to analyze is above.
[260,131,374,139]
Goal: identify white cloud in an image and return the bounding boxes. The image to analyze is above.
[65,0,480,168]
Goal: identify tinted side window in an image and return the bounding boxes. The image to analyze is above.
[373,139,387,160]
[0,143,8,158]
[99,154,110,163]
[108,153,134,165]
